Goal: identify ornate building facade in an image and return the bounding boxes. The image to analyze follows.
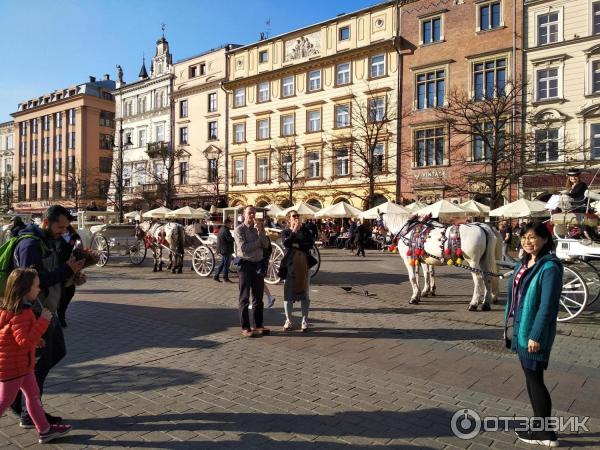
[521,0,600,199]
[112,35,174,210]
[0,121,14,210]
[223,1,399,209]
[11,76,116,213]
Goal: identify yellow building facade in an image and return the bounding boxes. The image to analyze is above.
[223,1,399,209]
[523,0,600,197]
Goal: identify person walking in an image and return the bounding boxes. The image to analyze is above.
[0,268,72,443]
[11,205,84,428]
[213,218,234,283]
[234,206,271,337]
[500,220,514,261]
[281,210,315,332]
[504,222,562,448]
[355,220,367,257]
[56,225,86,328]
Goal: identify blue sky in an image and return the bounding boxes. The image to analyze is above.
[0,0,383,122]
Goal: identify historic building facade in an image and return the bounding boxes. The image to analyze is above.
[172,45,238,209]
[223,1,399,209]
[112,35,174,210]
[521,0,600,199]
[0,121,14,210]
[11,76,116,213]
[397,0,522,205]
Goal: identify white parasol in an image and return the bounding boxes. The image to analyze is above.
[142,207,173,219]
[489,198,550,218]
[265,204,283,217]
[416,199,470,219]
[405,201,426,212]
[360,201,410,219]
[277,202,319,218]
[166,206,209,219]
[460,200,490,215]
[124,210,142,219]
[315,201,363,218]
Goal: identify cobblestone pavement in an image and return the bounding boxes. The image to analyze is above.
[0,249,598,449]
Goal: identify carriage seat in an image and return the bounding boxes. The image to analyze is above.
[95,223,137,238]
[551,212,598,227]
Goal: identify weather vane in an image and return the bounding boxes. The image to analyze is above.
[161,22,166,38]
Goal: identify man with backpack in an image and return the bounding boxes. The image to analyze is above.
[9,205,84,428]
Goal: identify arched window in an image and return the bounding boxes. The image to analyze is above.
[332,197,348,205]
[306,198,322,209]
[280,199,293,208]
[365,194,387,209]
[256,200,269,207]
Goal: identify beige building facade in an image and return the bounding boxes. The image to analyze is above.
[0,121,14,209]
[172,45,237,208]
[11,76,116,213]
[223,1,399,209]
[522,0,600,198]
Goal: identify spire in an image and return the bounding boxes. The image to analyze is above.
[138,56,149,80]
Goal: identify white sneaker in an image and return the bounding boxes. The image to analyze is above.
[301,318,309,332]
[267,295,276,308]
[283,320,293,331]
[248,302,253,310]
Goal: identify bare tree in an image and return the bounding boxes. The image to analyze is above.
[435,79,581,207]
[192,147,227,208]
[271,137,306,206]
[0,174,13,210]
[66,161,89,211]
[145,141,185,208]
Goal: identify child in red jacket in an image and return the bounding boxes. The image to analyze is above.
[0,268,72,444]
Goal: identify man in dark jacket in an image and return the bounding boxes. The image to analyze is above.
[355,220,367,257]
[214,218,234,282]
[11,205,84,428]
[9,215,26,237]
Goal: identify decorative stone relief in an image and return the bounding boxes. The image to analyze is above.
[284,31,321,62]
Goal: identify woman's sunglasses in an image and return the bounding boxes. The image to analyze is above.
[291,214,300,218]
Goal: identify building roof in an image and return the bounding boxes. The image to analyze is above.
[139,58,149,79]
[174,44,242,65]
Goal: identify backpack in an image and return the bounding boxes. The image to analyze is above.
[0,234,41,296]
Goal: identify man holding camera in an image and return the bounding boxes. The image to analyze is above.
[11,205,85,428]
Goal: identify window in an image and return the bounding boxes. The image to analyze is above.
[234,159,244,184]
[138,129,146,148]
[208,121,218,140]
[180,127,188,145]
[259,50,268,63]
[189,66,197,78]
[41,182,49,200]
[42,159,49,175]
[592,60,600,94]
[308,70,321,92]
[6,135,13,150]
[415,127,445,167]
[208,92,217,112]
[535,128,560,162]
[473,121,505,161]
[98,180,110,197]
[154,161,165,181]
[43,137,49,153]
[591,124,600,159]
[281,115,294,136]
[98,157,112,173]
[257,156,269,182]
[368,98,385,122]
[234,88,246,107]
[594,2,600,35]
[536,68,559,101]
[281,154,292,181]
[257,82,270,103]
[208,158,218,182]
[234,123,245,143]
[30,183,37,200]
[373,143,385,172]
[307,110,321,132]
[43,115,49,131]
[339,26,350,41]
[68,132,75,149]
[20,141,26,156]
[370,54,385,78]
[31,161,37,177]
[179,161,189,184]
[54,135,62,151]
[180,100,188,118]
[68,155,76,171]
[123,165,131,187]
[19,164,25,177]
[156,124,165,142]
[282,76,295,97]
[335,104,350,128]
[308,152,320,178]
[538,12,559,46]
[473,57,506,99]
[422,16,442,44]
[478,1,501,31]
[257,118,270,140]
[20,122,27,136]
[54,157,62,173]
[138,96,146,114]
[67,108,75,125]
[336,63,351,85]
[100,111,114,127]
[416,69,445,109]
[335,148,350,176]
[18,184,25,201]
[31,139,37,155]
[54,112,62,128]
[200,63,206,75]
[100,134,113,150]
[32,119,38,134]
[53,181,61,197]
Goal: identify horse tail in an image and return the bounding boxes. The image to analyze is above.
[479,224,501,302]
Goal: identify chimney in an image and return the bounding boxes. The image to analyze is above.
[89,76,96,83]
[103,74,110,80]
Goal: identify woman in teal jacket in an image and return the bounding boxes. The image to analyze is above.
[504,222,562,448]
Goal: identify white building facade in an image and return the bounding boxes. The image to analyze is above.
[0,121,14,209]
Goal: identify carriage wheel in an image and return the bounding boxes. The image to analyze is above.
[128,239,147,265]
[264,243,284,285]
[91,235,109,267]
[309,245,321,279]
[558,266,588,322]
[579,259,600,306]
[192,245,215,277]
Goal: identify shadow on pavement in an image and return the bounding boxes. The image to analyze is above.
[314,271,408,286]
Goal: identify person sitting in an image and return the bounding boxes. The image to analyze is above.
[566,168,588,213]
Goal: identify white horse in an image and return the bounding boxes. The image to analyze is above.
[136,220,186,273]
[384,214,501,310]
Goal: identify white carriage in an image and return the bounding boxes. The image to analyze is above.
[74,211,147,267]
[192,206,321,284]
[0,214,34,245]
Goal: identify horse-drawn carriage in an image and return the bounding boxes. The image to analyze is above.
[75,211,146,267]
[191,206,321,284]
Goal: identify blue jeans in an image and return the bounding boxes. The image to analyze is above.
[215,253,231,279]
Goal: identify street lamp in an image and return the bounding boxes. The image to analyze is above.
[116,118,132,223]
